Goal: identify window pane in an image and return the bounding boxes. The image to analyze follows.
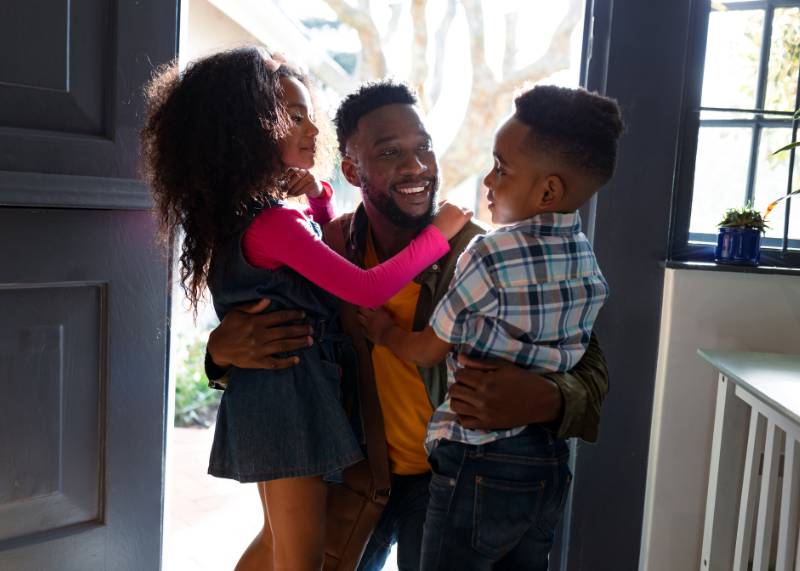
[689,127,753,235]
[790,161,800,243]
[764,7,800,112]
[700,9,764,110]
[761,141,800,245]
[753,128,793,239]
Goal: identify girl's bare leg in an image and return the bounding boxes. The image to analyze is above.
[263,475,327,571]
[234,482,273,571]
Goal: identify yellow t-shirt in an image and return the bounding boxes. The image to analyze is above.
[364,230,434,475]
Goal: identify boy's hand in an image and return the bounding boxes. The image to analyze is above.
[283,168,323,198]
[449,354,563,430]
[356,306,395,345]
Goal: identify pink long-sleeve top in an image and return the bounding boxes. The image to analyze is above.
[242,182,450,308]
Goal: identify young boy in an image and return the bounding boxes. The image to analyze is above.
[359,84,623,569]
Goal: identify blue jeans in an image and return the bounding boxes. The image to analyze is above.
[358,472,432,571]
[420,427,571,570]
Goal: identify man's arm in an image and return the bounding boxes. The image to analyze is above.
[448,332,608,442]
[204,299,316,380]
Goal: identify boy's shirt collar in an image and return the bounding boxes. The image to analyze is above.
[502,211,582,236]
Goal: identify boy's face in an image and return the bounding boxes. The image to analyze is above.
[483,117,552,225]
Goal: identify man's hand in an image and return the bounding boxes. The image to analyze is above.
[356,306,395,345]
[207,299,313,370]
[449,354,564,430]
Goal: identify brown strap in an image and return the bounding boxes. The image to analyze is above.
[323,217,392,496]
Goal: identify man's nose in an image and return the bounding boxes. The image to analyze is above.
[398,150,427,175]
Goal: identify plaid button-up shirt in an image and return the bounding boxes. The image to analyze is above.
[426,211,609,449]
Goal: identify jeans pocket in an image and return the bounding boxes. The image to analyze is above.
[471,475,546,559]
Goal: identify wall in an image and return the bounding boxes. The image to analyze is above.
[566,0,694,567]
[639,267,800,570]
[180,0,262,64]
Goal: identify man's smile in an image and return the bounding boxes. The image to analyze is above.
[392,180,433,205]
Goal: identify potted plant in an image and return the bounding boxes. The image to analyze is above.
[715,204,768,265]
[714,108,799,266]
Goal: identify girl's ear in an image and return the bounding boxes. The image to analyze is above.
[540,174,566,207]
[341,156,360,187]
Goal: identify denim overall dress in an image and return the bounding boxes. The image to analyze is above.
[206,204,363,483]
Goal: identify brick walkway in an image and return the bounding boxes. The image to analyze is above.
[164,426,398,570]
[165,426,262,571]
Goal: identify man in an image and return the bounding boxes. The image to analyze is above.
[205,81,608,570]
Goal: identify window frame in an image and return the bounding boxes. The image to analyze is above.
[669,0,800,268]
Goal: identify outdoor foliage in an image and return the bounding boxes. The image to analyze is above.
[174,331,221,427]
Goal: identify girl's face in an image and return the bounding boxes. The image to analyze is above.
[277,76,319,170]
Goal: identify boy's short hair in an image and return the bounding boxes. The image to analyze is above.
[514,85,623,186]
[334,80,418,155]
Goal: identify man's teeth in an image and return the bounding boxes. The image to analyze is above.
[396,186,427,195]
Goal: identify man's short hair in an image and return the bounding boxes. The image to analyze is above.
[334,80,418,156]
[514,85,624,186]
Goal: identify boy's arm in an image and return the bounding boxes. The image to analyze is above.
[358,307,452,367]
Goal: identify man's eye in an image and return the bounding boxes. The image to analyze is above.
[419,141,432,151]
[380,148,397,157]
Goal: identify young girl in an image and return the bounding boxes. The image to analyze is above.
[140,48,470,570]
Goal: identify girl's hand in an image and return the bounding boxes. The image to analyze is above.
[431,201,473,240]
[357,306,396,345]
[282,169,323,198]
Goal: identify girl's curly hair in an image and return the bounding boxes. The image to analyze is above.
[140,47,329,312]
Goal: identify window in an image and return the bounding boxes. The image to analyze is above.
[670,0,800,267]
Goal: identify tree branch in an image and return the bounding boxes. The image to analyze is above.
[430,0,457,107]
[502,11,518,78]
[323,0,388,79]
[461,0,493,83]
[384,1,403,44]
[499,0,581,91]
[409,0,429,110]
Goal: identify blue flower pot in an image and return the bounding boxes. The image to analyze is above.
[715,227,761,266]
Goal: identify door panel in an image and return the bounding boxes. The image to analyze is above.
[0,0,177,181]
[0,209,170,570]
[0,0,108,135]
[0,284,104,541]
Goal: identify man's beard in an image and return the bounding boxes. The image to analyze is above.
[359,172,438,230]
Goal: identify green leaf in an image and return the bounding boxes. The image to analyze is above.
[772,141,800,155]
[795,108,800,120]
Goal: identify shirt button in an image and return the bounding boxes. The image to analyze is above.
[432,264,439,271]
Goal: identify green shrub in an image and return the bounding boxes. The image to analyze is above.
[174,332,221,427]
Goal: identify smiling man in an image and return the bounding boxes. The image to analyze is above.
[205,80,609,571]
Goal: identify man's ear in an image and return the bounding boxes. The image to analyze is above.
[540,175,566,207]
[341,155,360,188]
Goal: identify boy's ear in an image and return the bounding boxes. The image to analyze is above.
[340,155,360,188]
[540,175,566,207]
